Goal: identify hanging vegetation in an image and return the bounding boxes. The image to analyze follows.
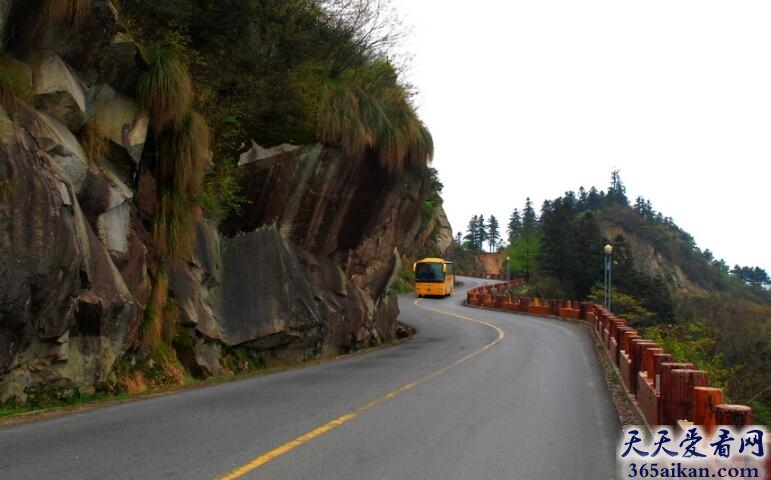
[135,45,210,360]
[315,78,433,174]
[136,47,194,135]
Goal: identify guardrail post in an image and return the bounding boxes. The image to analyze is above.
[668,369,709,424]
[714,404,752,427]
[518,297,530,312]
[630,340,658,394]
[658,362,695,424]
[693,386,723,435]
[494,295,505,309]
[651,353,672,390]
[467,291,477,305]
[644,347,664,380]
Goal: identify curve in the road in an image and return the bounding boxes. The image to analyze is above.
[217,299,505,480]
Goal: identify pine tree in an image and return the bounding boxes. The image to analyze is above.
[508,198,538,282]
[578,186,588,209]
[487,215,501,252]
[507,209,522,245]
[476,214,488,251]
[607,169,628,205]
[464,215,479,250]
[537,197,578,295]
[587,187,601,209]
[522,197,537,236]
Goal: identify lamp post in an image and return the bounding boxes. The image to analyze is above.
[506,256,510,287]
[604,244,613,311]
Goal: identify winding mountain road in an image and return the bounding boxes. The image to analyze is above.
[0,277,620,479]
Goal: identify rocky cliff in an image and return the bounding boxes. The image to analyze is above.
[0,1,450,405]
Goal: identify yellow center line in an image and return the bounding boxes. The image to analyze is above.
[216,299,504,480]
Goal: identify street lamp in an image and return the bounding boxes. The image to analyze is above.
[506,256,510,287]
[604,244,613,311]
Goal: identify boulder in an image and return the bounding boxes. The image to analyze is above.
[0,109,83,372]
[213,224,323,348]
[26,50,86,131]
[0,102,138,403]
[237,141,300,167]
[91,84,148,164]
[193,342,223,377]
[97,199,131,258]
[17,107,89,194]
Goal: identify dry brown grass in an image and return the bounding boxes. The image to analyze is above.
[120,372,147,394]
[317,84,371,159]
[153,192,195,262]
[80,121,109,166]
[316,81,433,173]
[139,269,168,355]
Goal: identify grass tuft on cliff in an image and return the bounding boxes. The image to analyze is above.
[140,269,169,355]
[153,191,195,262]
[157,111,211,197]
[80,121,109,165]
[136,46,194,134]
[317,83,371,159]
[315,79,433,174]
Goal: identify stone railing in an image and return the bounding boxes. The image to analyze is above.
[464,281,759,432]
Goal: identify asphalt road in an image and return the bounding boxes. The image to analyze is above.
[0,277,620,479]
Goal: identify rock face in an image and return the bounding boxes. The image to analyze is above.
[0,101,140,404]
[223,142,432,353]
[0,2,445,404]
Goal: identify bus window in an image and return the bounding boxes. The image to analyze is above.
[415,262,443,282]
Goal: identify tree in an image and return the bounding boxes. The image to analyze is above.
[509,234,538,282]
[463,214,487,251]
[522,197,537,236]
[537,197,579,296]
[487,215,501,252]
[464,214,480,251]
[578,186,588,208]
[587,187,603,210]
[571,212,605,298]
[607,169,628,205]
[320,0,406,73]
[712,258,729,274]
[731,265,771,286]
[633,196,655,218]
[476,214,488,251]
[507,209,522,245]
[609,234,674,324]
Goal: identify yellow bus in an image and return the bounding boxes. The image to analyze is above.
[413,257,454,297]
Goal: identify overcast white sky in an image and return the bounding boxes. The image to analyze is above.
[389,0,771,273]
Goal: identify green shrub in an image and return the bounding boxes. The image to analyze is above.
[390,261,415,294]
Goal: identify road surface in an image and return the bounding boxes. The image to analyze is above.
[0,277,620,479]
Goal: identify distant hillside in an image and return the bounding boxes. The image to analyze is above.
[455,170,771,422]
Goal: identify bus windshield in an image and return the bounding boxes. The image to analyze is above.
[415,262,444,282]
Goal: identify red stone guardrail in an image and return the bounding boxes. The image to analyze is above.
[463,280,765,438]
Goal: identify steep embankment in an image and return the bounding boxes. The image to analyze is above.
[0,1,450,406]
